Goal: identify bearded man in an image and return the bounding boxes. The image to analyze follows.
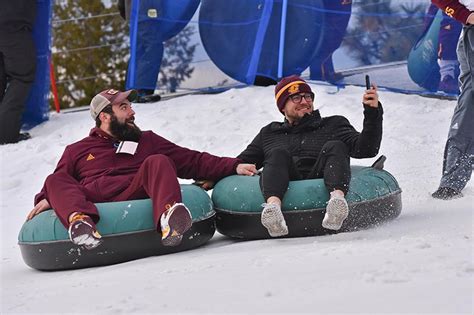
[237,75,383,237]
[27,89,256,249]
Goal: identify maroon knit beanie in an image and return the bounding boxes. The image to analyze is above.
[274,75,313,114]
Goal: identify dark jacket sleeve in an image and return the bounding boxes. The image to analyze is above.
[34,146,76,205]
[151,133,240,181]
[335,103,383,158]
[237,130,265,170]
[432,0,472,24]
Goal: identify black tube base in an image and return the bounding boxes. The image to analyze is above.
[216,192,402,239]
[19,216,216,271]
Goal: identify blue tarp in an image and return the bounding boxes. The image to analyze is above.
[127,0,200,90]
[124,0,462,96]
[22,0,52,130]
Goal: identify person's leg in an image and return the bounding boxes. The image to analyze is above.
[0,32,36,144]
[43,172,103,249]
[115,154,183,226]
[307,140,351,194]
[259,148,300,237]
[0,52,6,102]
[43,173,101,228]
[434,26,474,199]
[307,140,351,230]
[114,154,191,245]
[437,14,462,94]
[260,148,301,201]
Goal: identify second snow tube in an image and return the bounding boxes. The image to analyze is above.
[18,185,215,271]
[407,10,443,91]
[212,164,402,239]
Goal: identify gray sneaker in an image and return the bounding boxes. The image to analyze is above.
[261,203,289,237]
[322,196,349,230]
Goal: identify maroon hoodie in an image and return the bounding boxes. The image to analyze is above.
[432,0,472,24]
[35,128,240,204]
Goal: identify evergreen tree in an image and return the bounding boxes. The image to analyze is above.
[52,0,128,109]
[158,25,197,93]
[342,0,426,65]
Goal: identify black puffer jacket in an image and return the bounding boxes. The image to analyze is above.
[238,104,383,170]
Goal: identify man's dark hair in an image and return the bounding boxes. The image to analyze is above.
[95,104,114,127]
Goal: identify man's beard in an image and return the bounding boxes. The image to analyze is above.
[110,115,142,142]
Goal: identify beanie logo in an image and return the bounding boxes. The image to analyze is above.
[106,89,119,95]
[86,153,95,161]
[288,84,300,95]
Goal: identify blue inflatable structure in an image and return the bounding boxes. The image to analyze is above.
[309,0,352,81]
[199,0,325,84]
[22,0,53,129]
[127,0,200,90]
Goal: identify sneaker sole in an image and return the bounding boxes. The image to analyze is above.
[68,221,103,249]
[168,206,193,234]
[322,198,349,231]
[162,205,193,246]
[261,210,289,237]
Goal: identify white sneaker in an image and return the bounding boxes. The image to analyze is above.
[261,203,289,237]
[322,196,349,230]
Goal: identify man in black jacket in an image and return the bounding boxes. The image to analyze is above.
[237,75,383,237]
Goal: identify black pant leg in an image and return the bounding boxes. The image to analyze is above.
[260,148,302,200]
[307,140,351,194]
[0,52,6,102]
[0,31,36,144]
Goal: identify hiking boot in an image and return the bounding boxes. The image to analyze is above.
[18,132,31,142]
[438,76,459,94]
[160,203,193,247]
[432,187,463,200]
[0,132,31,145]
[322,196,349,230]
[68,213,102,249]
[261,203,288,237]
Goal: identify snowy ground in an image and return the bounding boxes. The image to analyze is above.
[1,84,472,314]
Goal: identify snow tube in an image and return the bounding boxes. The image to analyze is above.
[407,10,443,92]
[212,162,402,239]
[18,185,215,271]
[198,0,325,84]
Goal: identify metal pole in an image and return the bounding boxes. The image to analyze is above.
[278,0,288,79]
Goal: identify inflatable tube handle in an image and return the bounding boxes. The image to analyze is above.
[371,155,386,170]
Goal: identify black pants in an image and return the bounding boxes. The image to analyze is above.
[259,140,351,200]
[0,30,36,144]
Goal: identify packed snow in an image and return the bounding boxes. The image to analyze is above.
[1,83,472,314]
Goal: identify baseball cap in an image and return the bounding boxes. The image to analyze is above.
[90,89,137,120]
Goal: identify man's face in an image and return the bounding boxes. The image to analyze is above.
[282,92,314,124]
[109,100,142,141]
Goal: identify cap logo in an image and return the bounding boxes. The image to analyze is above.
[106,89,119,95]
[288,84,300,94]
[275,80,306,101]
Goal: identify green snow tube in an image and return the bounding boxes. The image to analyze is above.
[407,10,443,91]
[18,184,215,271]
[212,158,402,239]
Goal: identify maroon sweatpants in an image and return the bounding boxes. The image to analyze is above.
[43,155,182,229]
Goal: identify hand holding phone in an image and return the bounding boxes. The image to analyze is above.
[365,75,371,90]
[363,75,378,108]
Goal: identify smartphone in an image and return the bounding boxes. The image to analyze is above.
[365,75,371,90]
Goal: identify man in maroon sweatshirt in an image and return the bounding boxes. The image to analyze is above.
[26,89,256,249]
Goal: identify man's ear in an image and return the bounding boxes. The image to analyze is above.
[99,111,111,124]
